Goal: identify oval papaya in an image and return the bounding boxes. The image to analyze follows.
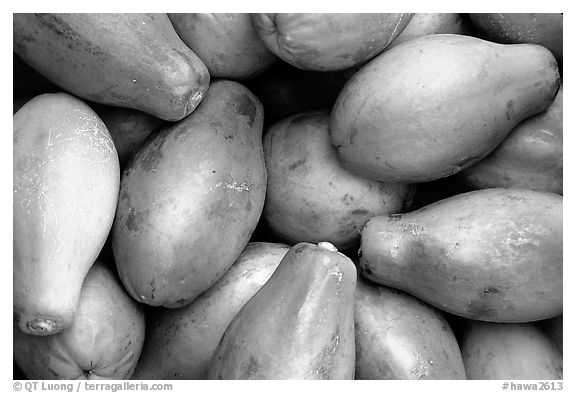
[252,13,413,71]
[13,13,209,121]
[112,80,267,308]
[355,278,466,379]
[263,110,414,251]
[329,34,560,183]
[13,262,145,379]
[359,188,562,323]
[132,242,290,379]
[14,93,119,335]
[208,242,356,380]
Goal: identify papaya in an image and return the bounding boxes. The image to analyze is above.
[359,188,562,323]
[329,34,560,183]
[263,110,414,252]
[93,105,165,168]
[355,278,466,379]
[13,262,146,379]
[459,86,562,194]
[168,13,278,79]
[460,321,562,380]
[539,315,563,353]
[208,242,356,380]
[388,13,475,48]
[469,13,563,62]
[132,242,290,379]
[13,13,209,121]
[14,93,119,335]
[112,80,267,308]
[251,13,413,71]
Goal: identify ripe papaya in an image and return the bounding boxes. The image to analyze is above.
[251,13,413,71]
[388,13,475,48]
[459,86,562,194]
[329,34,560,183]
[112,80,267,308]
[132,242,290,379]
[263,110,414,251]
[94,105,165,169]
[13,13,209,121]
[460,321,562,379]
[208,242,356,380]
[355,278,466,379]
[13,262,146,379]
[359,188,562,323]
[469,13,563,62]
[14,93,119,335]
[168,13,278,79]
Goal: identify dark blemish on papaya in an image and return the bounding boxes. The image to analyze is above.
[351,209,369,215]
[341,194,354,206]
[482,286,501,295]
[242,355,260,378]
[362,264,373,275]
[506,100,514,121]
[288,158,306,170]
[466,297,497,319]
[388,214,403,221]
[139,134,166,172]
[349,127,359,145]
[245,200,252,212]
[35,14,105,58]
[126,207,146,232]
[176,298,187,305]
[294,247,304,254]
[236,93,257,127]
[225,134,234,140]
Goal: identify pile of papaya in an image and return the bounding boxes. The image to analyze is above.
[13,13,563,381]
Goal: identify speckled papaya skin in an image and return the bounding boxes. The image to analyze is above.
[208,242,357,380]
[359,188,562,323]
[13,13,209,121]
[112,80,267,308]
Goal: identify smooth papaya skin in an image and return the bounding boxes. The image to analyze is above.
[94,105,165,169]
[329,34,560,183]
[459,86,562,194]
[388,13,475,49]
[14,93,120,336]
[13,262,146,379]
[13,13,210,121]
[460,321,562,380]
[538,315,563,353]
[263,110,415,251]
[469,13,563,62]
[168,13,278,80]
[112,80,267,308]
[251,13,413,71]
[355,278,466,380]
[208,242,357,380]
[132,242,290,380]
[359,188,562,323]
